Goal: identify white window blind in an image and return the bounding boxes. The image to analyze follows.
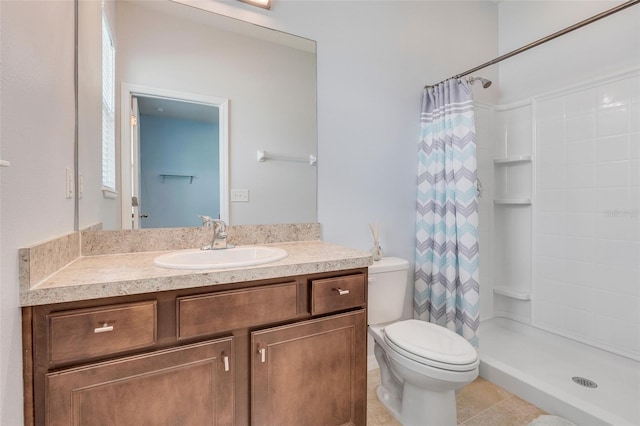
[102,13,116,191]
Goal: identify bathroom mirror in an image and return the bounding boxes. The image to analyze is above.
[77,0,317,230]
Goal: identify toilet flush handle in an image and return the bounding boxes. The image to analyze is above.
[334,288,350,296]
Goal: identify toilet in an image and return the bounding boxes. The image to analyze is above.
[368,257,479,426]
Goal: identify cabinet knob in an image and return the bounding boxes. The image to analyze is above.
[334,288,350,296]
[94,323,114,333]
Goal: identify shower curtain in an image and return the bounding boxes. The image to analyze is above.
[414,79,480,346]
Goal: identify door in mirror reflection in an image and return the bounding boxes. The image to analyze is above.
[121,86,229,230]
[133,96,221,228]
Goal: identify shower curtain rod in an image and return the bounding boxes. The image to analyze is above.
[424,0,640,89]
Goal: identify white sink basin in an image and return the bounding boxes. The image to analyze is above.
[154,246,288,270]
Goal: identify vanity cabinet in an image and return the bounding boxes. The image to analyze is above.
[22,268,368,426]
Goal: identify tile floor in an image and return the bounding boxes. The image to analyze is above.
[367,369,547,426]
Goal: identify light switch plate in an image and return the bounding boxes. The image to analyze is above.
[65,167,74,199]
[231,188,249,202]
[78,172,84,199]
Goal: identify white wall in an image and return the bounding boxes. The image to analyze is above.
[0,1,75,424]
[0,0,3,416]
[261,2,498,323]
[498,1,640,103]
[0,0,499,422]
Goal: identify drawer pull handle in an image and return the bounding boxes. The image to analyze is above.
[223,354,230,372]
[94,323,114,333]
[334,288,350,296]
[258,347,266,363]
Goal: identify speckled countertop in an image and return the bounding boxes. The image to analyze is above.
[21,240,372,306]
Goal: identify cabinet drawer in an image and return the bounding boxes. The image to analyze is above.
[48,300,157,365]
[178,282,300,340]
[311,274,365,315]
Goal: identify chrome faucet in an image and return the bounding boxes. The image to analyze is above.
[198,215,229,250]
[210,219,228,250]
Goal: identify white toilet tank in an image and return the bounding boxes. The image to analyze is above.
[368,257,409,325]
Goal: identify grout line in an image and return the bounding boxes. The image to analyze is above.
[459,394,519,425]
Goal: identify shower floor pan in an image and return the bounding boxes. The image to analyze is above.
[479,317,639,426]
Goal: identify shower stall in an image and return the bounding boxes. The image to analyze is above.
[471,2,640,425]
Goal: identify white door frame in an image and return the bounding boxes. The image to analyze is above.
[119,83,229,229]
[130,95,140,229]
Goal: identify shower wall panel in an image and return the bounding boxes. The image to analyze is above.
[491,102,533,323]
[475,104,494,321]
[533,72,640,360]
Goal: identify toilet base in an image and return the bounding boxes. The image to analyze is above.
[376,384,402,422]
[376,382,457,426]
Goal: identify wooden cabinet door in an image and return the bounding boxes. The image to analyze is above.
[45,338,234,426]
[251,310,366,426]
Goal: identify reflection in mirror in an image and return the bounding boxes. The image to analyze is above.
[77,0,317,231]
[119,84,229,230]
[134,96,221,229]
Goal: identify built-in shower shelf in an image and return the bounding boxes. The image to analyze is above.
[493,155,532,165]
[493,286,531,300]
[494,198,532,205]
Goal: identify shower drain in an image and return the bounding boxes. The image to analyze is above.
[572,377,598,388]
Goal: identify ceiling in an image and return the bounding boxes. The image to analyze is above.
[137,96,220,124]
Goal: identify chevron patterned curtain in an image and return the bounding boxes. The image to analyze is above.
[414,79,480,346]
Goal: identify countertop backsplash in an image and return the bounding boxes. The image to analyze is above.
[19,232,80,289]
[80,223,322,256]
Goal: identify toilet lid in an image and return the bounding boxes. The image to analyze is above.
[384,320,478,371]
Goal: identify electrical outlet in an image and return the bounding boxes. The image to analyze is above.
[231,188,249,202]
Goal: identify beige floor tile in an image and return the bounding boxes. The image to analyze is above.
[455,377,513,423]
[460,395,547,426]
[367,399,402,426]
[368,369,382,388]
[368,369,545,426]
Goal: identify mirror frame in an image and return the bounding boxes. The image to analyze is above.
[119,84,229,229]
[74,0,79,231]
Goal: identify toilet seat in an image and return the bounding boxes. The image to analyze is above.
[383,320,479,372]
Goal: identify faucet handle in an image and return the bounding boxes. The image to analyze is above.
[212,219,227,233]
[197,214,215,227]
